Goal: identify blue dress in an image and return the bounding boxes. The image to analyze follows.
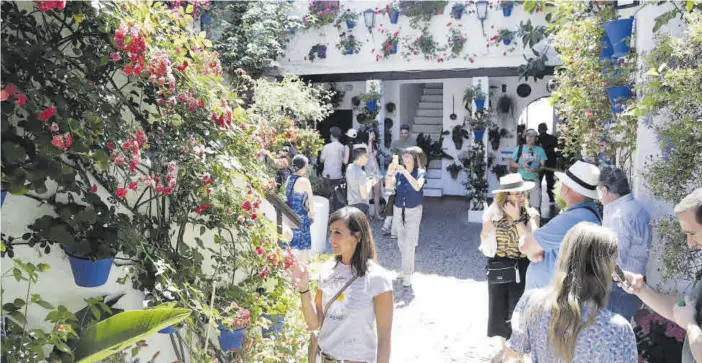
[286,175,312,250]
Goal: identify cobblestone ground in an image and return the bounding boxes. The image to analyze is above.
[369,198,503,363]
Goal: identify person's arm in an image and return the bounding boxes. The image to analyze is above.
[343,145,350,165]
[385,164,398,189]
[519,233,544,262]
[320,145,327,163]
[303,178,315,221]
[293,263,322,331]
[374,290,393,363]
[509,158,528,171]
[399,168,425,192]
[619,271,681,322]
[673,295,702,361]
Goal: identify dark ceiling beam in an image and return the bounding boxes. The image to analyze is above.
[297,66,556,83]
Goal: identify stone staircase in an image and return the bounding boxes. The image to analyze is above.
[411,83,443,198]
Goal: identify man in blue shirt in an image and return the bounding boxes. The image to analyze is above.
[519,161,602,290]
[510,129,548,212]
[598,167,652,320]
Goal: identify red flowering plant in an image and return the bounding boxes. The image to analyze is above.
[402,26,446,61]
[303,0,340,29]
[446,26,467,59]
[2,1,309,361]
[220,302,252,331]
[377,28,401,61]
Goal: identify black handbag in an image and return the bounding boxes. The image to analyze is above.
[486,260,520,284]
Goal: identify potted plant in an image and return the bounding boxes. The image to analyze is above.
[494,27,517,46]
[603,16,634,58]
[378,29,400,60]
[443,124,471,150]
[399,1,448,27]
[499,0,516,17]
[404,27,446,61]
[351,96,361,107]
[308,43,327,61]
[334,9,358,30]
[446,163,464,180]
[602,58,635,114]
[337,33,362,55]
[382,2,401,24]
[497,94,514,114]
[219,303,251,351]
[447,27,467,59]
[467,112,492,141]
[360,85,382,112]
[450,3,466,19]
[463,85,487,111]
[463,141,489,215]
[302,0,340,29]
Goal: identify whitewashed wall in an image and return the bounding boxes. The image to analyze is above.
[281,1,556,75]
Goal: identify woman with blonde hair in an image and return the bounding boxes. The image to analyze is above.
[480,173,540,362]
[504,223,637,362]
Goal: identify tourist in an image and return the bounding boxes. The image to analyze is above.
[291,207,393,363]
[364,129,383,220]
[343,128,359,169]
[618,188,702,363]
[386,146,426,287]
[346,146,377,216]
[516,124,526,147]
[504,223,637,362]
[509,129,547,212]
[537,123,558,216]
[519,161,602,289]
[382,124,416,238]
[285,155,315,265]
[320,126,345,198]
[598,167,652,321]
[480,174,540,361]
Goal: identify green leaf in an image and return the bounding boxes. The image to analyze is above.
[9,310,27,325]
[13,298,26,307]
[12,268,23,282]
[90,305,101,320]
[687,0,694,12]
[35,300,54,310]
[186,4,194,13]
[73,307,191,363]
[37,263,51,272]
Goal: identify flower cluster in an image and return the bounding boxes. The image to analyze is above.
[34,0,65,12]
[634,309,686,341]
[446,26,467,59]
[254,242,296,280]
[376,28,400,61]
[303,0,340,29]
[224,302,251,330]
[1,84,27,106]
[114,23,147,77]
[403,28,446,61]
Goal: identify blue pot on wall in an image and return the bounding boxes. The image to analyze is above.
[474,130,485,141]
[318,45,327,59]
[66,253,114,288]
[344,48,354,55]
[502,4,513,17]
[389,9,400,24]
[452,6,464,19]
[1,190,6,207]
[390,43,398,54]
[474,98,486,112]
[503,38,512,46]
[366,99,378,111]
[219,325,247,350]
[603,17,634,58]
[606,86,633,114]
[159,325,178,334]
[262,314,285,338]
[346,20,356,30]
[599,37,614,60]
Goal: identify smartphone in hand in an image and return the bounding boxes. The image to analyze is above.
[614,265,630,288]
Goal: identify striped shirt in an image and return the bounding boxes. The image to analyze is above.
[494,209,530,259]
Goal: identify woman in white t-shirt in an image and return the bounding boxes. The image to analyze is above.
[291,207,393,363]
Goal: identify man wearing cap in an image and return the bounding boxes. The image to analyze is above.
[537,123,558,215]
[519,161,602,290]
[320,126,345,197]
[510,129,548,212]
[346,146,378,215]
[618,188,702,363]
[390,124,417,155]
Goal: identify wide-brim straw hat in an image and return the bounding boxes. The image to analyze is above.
[554,160,600,200]
[491,173,535,194]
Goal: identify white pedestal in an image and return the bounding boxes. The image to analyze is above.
[468,209,484,224]
[310,195,329,253]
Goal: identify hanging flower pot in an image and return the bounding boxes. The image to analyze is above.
[502,3,513,17]
[474,129,486,141]
[388,9,400,24]
[503,38,512,46]
[366,99,378,111]
[344,48,354,55]
[606,86,633,114]
[66,253,114,288]
[390,43,398,54]
[219,324,247,351]
[159,325,178,334]
[318,45,327,59]
[262,314,285,338]
[603,17,634,58]
[599,36,614,60]
[474,98,486,112]
[451,5,465,19]
[346,20,356,30]
[201,13,212,25]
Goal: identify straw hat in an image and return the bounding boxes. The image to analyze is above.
[491,173,535,194]
[555,160,600,200]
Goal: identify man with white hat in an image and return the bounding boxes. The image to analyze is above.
[519,160,602,290]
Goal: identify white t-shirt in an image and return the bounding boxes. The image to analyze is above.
[321,141,345,180]
[318,259,393,363]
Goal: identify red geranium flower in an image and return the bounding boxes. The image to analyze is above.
[16,94,27,106]
[51,135,64,150]
[115,188,128,199]
[91,184,98,193]
[38,105,56,122]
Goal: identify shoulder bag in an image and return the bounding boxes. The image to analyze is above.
[308,275,359,363]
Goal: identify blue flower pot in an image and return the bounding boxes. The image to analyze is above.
[452,7,464,19]
[219,325,246,351]
[474,98,486,112]
[599,36,614,60]
[502,4,513,17]
[67,254,114,288]
[159,325,178,334]
[503,38,512,46]
[201,14,212,25]
[318,46,327,59]
[389,9,399,24]
[288,28,296,35]
[606,86,633,114]
[344,49,354,55]
[262,314,285,338]
[390,43,398,54]
[346,20,356,30]
[1,191,6,207]
[366,99,378,111]
[474,130,485,141]
[603,17,634,58]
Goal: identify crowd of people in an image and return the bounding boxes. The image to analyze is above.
[280,123,702,363]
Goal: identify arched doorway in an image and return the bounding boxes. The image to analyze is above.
[518,96,556,134]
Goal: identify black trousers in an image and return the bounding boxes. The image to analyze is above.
[487,257,530,339]
[540,169,556,204]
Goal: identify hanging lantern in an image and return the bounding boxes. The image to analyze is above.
[363,9,376,34]
[475,1,489,36]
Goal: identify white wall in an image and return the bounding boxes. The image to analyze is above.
[281,1,556,75]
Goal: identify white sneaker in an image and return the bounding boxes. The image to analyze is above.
[402,275,412,287]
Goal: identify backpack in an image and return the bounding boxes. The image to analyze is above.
[330,179,348,213]
[509,144,524,173]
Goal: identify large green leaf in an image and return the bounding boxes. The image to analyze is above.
[73,307,191,362]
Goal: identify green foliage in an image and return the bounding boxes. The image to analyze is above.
[336,33,363,54]
[463,141,489,210]
[398,1,448,27]
[308,44,327,62]
[303,0,341,29]
[447,27,467,58]
[334,9,359,29]
[463,85,486,108]
[404,27,446,60]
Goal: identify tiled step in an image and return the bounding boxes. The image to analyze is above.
[424,83,443,89]
[414,116,443,125]
[417,109,442,117]
[426,169,442,179]
[428,159,442,169]
[424,187,442,197]
[412,124,443,134]
[425,178,443,189]
[421,95,442,103]
[418,101,442,110]
[424,88,443,95]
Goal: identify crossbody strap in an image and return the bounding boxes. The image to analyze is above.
[319,275,359,330]
[574,205,602,224]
